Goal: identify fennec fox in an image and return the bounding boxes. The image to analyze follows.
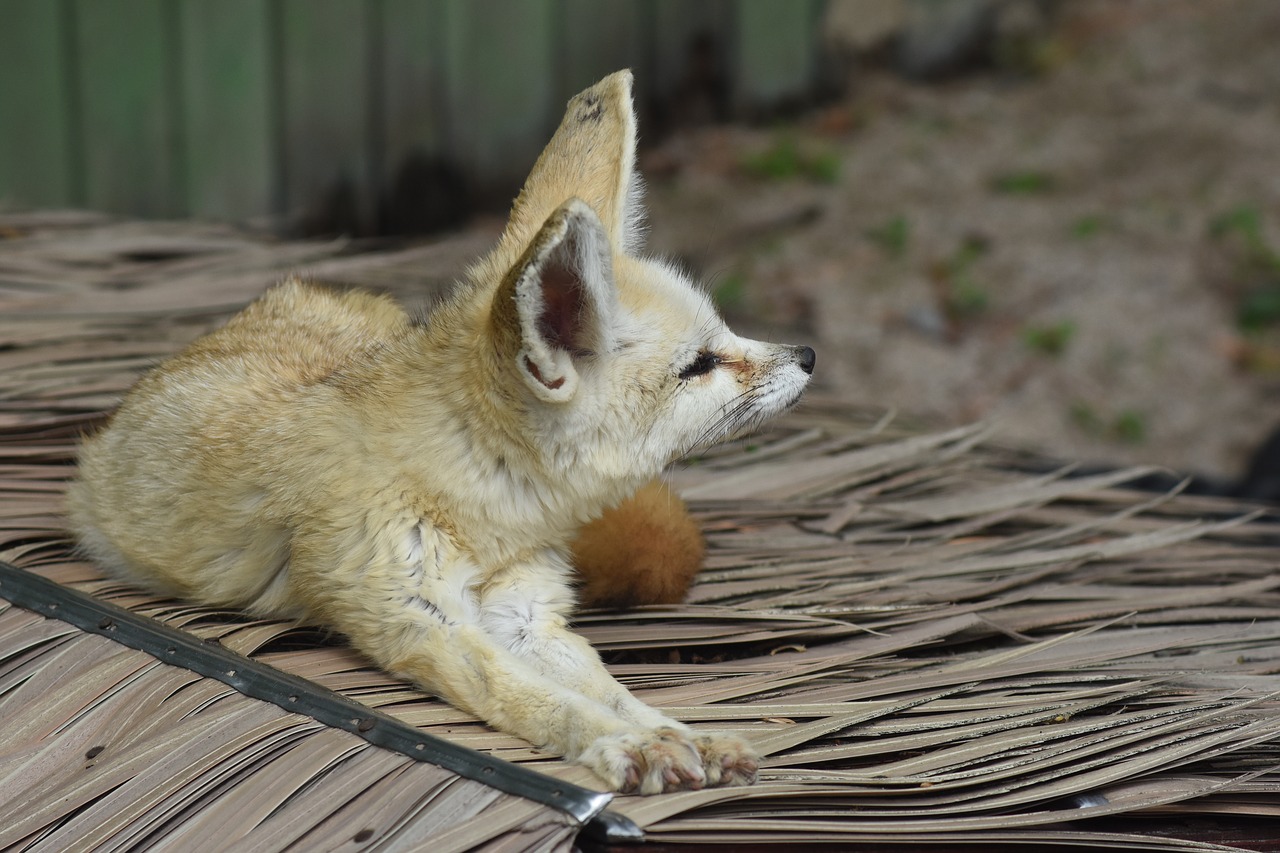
[69,71,815,794]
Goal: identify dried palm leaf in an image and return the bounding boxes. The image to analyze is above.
[1,216,1277,849]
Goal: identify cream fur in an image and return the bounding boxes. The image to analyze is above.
[68,70,814,794]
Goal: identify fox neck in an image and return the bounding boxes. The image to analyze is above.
[362,306,654,561]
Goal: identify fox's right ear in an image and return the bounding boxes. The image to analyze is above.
[500,70,645,258]
[493,199,618,404]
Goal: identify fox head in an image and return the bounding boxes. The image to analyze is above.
[472,71,814,489]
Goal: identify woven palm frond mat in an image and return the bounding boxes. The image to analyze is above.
[2,212,1278,852]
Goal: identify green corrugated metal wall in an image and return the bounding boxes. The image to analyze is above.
[0,0,825,233]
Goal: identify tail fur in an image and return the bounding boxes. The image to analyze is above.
[571,480,704,608]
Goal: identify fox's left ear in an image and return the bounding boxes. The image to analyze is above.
[500,199,617,404]
[501,70,645,257]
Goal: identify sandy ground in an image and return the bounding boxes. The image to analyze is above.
[637,0,1280,482]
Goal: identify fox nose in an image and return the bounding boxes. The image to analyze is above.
[794,345,816,375]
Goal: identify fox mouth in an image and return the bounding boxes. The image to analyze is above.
[780,384,807,412]
[688,381,810,453]
[751,384,809,430]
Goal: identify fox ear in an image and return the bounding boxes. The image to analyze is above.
[506,199,617,403]
[501,70,645,257]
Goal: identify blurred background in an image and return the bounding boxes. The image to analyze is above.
[3,0,1280,491]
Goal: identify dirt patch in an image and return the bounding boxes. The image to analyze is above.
[639,0,1280,483]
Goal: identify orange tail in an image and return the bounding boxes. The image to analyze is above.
[571,479,704,608]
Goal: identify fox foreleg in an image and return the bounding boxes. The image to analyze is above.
[317,524,726,793]
[378,600,707,794]
[480,559,759,790]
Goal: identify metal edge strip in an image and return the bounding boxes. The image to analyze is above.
[0,561,643,844]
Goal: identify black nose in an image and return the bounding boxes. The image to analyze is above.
[794,345,816,375]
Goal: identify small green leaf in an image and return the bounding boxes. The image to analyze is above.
[744,138,803,181]
[1071,215,1106,238]
[1023,321,1077,357]
[867,216,910,257]
[713,272,747,311]
[1238,283,1280,332]
[1069,401,1102,434]
[991,170,1056,195]
[743,136,841,185]
[1113,410,1146,444]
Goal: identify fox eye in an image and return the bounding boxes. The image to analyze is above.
[678,350,721,380]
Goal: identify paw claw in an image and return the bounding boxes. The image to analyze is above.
[580,729,707,794]
[694,733,759,788]
[579,729,759,794]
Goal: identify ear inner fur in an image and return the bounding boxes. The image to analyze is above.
[504,200,616,402]
[537,234,589,354]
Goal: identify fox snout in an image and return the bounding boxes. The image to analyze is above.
[792,345,816,375]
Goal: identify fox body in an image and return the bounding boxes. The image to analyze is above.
[69,71,814,793]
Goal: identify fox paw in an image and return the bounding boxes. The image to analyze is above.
[580,727,706,794]
[693,733,759,787]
